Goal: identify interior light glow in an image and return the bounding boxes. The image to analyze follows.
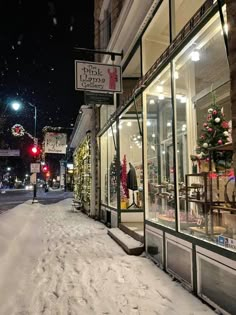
[191,50,200,61]
[156,85,163,93]
[149,99,155,105]
[176,94,182,100]
[221,23,229,36]
[152,133,155,138]
[146,120,151,126]
[167,122,171,127]
[151,145,155,151]
[127,122,132,127]
[174,71,179,79]
[180,96,187,103]
[158,94,165,100]
[162,151,165,155]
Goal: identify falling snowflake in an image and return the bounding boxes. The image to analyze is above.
[12,45,15,50]
[53,17,57,25]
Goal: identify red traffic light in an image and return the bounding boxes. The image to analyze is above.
[30,145,39,155]
[42,165,49,173]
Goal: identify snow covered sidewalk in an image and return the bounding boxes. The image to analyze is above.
[0,199,216,315]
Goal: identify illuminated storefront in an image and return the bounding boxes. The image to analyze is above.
[97,1,236,314]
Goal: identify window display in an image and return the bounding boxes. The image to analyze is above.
[119,101,143,209]
[172,5,235,251]
[100,123,117,208]
[144,64,176,228]
[73,135,91,208]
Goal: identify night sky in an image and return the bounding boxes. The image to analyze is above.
[0,0,94,180]
[0,0,94,134]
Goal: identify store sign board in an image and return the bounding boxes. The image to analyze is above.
[45,132,67,154]
[30,163,40,173]
[75,60,122,93]
[0,149,20,156]
[84,91,113,105]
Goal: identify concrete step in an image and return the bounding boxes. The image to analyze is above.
[108,228,144,256]
[119,223,144,243]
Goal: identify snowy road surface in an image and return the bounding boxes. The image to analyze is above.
[0,199,216,315]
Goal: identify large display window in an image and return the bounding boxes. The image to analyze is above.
[173,0,205,38]
[100,105,116,130]
[173,6,235,252]
[142,0,169,75]
[100,122,117,208]
[119,99,143,209]
[144,64,176,228]
[73,135,91,210]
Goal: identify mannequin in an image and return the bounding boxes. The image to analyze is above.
[127,163,138,208]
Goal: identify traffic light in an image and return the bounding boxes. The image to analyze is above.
[30,145,39,156]
[42,165,49,173]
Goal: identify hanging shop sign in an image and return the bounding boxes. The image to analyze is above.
[84,91,114,105]
[0,149,20,157]
[45,132,67,154]
[75,60,122,93]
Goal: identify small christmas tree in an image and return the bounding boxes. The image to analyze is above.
[121,155,129,199]
[196,95,232,169]
[196,97,230,158]
[109,155,117,202]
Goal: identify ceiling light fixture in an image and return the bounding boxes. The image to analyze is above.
[191,50,200,61]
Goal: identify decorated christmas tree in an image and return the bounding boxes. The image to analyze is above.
[196,96,232,169]
[121,154,129,199]
[109,155,117,201]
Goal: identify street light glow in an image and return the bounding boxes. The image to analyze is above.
[12,102,21,111]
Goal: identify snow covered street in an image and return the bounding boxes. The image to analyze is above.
[0,199,216,315]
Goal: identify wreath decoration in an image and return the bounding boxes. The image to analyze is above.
[11,124,25,137]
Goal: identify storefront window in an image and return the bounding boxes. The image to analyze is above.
[119,99,143,209]
[100,105,116,130]
[144,65,176,228]
[73,135,91,209]
[100,123,117,208]
[172,0,205,38]
[142,0,169,74]
[173,7,234,252]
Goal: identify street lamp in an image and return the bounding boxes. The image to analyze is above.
[11,101,37,141]
[11,100,38,202]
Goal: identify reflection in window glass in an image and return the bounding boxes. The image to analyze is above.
[119,100,143,209]
[100,123,117,208]
[144,65,176,228]
[142,1,169,74]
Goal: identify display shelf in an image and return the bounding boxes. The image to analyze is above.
[189,226,226,235]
